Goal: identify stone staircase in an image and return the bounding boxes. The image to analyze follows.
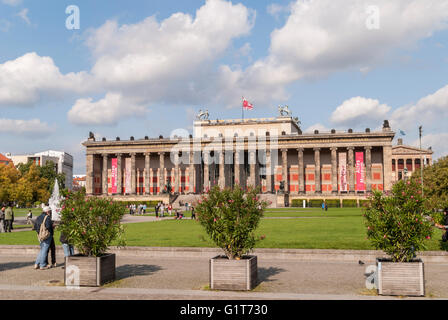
[171,194,202,209]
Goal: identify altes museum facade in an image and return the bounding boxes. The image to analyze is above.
[82,109,432,205]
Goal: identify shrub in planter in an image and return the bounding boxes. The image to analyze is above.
[196,186,267,290]
[58,190,126,286]
[364,179,433,296]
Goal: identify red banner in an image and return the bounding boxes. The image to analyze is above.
[338,152,347,192]
[356,152,365,191]
[111,158,117,194]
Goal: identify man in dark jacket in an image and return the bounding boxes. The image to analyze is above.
[4,204,13,233]
[33,206,54,270]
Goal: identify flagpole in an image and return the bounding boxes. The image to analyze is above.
[242,96,244,120]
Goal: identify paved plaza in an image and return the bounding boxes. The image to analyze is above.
[1,248,448,300]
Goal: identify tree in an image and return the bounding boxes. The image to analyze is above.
[0,163,20,204]
[412,155,448,211]
[39,160,66,191]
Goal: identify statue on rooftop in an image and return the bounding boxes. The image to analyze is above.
[196,109,210,120]
[278,105,292,117]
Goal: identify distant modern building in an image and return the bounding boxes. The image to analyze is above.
[7,150,74,190]
[0,153,12,165]
[391,138,433,182]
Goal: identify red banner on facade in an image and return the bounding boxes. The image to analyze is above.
[338,152,347,192]
[111,158,117,194]
[356,152,365,191]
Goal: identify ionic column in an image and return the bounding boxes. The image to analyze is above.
[189,151,194,193]
[219,151,225,189]
[130,153,136,195]
[86,154,94,195]
[249,150,256,188]
[297,148,304,194]
[102,154,108,195]
[314,147,321,193]
[203,151,210,191]
[158,152,165,194]
[330,147,338,194]
[266,150,272,193]
[174,152,180,194]
[365,146,372,192]
[412,157,415,173]
[145,153,150,195]
[383,145,393,192]
[234,150,240,186]
[281,149,288,193]
[347,147,355,193]
[116,154,122,195]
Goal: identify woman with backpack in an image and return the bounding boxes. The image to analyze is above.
[33,206,54,270]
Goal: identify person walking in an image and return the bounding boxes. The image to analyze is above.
[0,206,5,233]
[33,206,54,270]
[46,234,57,268]
[155,202,159,219]
[160,203,165,218]
[4,203,13,233]
[168,204,172,216]
[26,210,33,225]
[191,206,195,220]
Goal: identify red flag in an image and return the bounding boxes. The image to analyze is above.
[242,97,253,110]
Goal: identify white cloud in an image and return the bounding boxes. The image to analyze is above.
[1,0,21,6]
[411,133,448,160]
[218,0,448,106]
[304,123,329,133]
[330,97,391,128]
[0,118,54,136]
[390,84,448,131]
[17,8,30,25]
[0,52,91,106]
[87,0,254,90]
[67,92,147,126]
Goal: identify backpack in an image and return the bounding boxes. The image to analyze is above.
[38,215,50,242]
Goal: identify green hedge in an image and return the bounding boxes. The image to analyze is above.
[342,199,358,208]
[325,199,341,208]
[291,199,308,207]
[309,199,325,208]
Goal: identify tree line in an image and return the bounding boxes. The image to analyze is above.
[0,161,66,207]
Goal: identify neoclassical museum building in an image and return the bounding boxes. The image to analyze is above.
[83,109,433,206]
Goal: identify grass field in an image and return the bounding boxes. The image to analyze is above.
[0,207,446,251]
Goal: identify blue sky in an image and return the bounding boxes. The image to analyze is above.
[1,0,448,174]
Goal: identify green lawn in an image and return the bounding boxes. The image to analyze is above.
[0,207,445,251]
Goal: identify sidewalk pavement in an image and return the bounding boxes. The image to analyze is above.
[1,248,448,300]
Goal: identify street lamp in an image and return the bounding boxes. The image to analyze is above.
[419,126,424,196]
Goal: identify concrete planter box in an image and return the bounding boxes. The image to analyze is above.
[210,255,257,291]
[65,253,116,287]
[377,258,425,296]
